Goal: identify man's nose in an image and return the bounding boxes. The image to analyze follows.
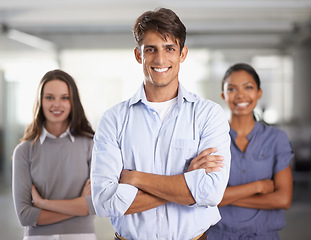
[154,50,165,65]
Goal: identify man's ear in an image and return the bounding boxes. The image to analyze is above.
[134,47,142,64]
[179,46,188,63]
[221,92,225,100]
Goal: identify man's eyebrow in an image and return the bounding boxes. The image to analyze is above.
[144,45,156,48]
[143,43,178,48]
[164,43,179,49]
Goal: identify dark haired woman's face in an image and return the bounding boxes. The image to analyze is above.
[221,70,262,117]
[42,80,71,131]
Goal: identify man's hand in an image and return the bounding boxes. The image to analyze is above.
[187,148,224,173]
[119,170,136,185]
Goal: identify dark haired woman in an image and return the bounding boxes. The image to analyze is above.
[12,70,97,240]
[206,63,294,240]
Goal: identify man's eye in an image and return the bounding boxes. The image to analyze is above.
[145,48,154,53]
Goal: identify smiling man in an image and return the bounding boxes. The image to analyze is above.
[91,8,231,240]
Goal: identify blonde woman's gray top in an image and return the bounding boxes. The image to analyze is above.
[12,134,96,236]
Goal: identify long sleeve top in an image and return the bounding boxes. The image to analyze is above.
[207,122,294,240]
[12,131,96,236]
[91,84,231,240]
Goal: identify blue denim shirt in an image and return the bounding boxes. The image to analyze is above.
[207,122,294,240]
[91,84,231,240]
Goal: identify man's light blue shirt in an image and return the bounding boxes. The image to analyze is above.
[91,84,231,240]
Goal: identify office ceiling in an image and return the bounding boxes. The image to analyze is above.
[1,0,311,52]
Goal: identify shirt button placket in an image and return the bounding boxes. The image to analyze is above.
[242,154,246,174]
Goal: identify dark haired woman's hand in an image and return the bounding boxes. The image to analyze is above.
[257,179,274,194]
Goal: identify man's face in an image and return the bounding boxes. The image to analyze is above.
[134,30,188,91]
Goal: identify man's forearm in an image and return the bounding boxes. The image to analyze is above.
[125,190,168,214]
[121,170,195,205]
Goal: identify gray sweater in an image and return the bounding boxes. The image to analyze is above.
[12,135,96,236]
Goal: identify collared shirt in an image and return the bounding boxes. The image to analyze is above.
[91,84,231,240]
[207,122,294,239]
[40,126,75,144]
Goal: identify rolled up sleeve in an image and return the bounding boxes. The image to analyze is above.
[274,130,294,173]
[184,103,231,207]
[91,110,138,217]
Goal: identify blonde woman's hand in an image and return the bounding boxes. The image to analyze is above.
[81,179,91,196]
[31,185,43,208]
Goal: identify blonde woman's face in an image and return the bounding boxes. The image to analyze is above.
[42,80,71,130]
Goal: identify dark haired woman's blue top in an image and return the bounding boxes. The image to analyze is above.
[207,122,294,240]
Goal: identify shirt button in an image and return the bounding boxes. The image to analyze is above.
[153,111,157,115]
[243,169,246,173]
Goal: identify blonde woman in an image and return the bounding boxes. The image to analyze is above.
[13,70,96,240]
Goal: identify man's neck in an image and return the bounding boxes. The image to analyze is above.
[144,82,178,102]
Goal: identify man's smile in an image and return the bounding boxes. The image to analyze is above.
[152,67,169,73]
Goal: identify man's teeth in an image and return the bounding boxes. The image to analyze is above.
[236,103,248,107]
[154,68,168,72]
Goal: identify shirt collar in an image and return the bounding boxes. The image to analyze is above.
[230,121,262,141]
[129,83,197,107]
[177,83,197,104]
[40,126,75,144]
[129,83,146,106]
[246,121,263,140]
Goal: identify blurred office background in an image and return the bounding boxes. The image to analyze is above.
[0,0,311,239]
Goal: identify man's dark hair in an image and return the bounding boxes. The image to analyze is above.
[133,8,186,52]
